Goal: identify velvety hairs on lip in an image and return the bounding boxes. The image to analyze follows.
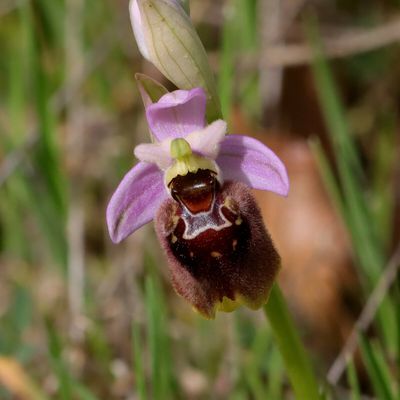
[106,87,289,317]
[156,180,280,319]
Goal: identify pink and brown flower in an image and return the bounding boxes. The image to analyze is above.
[106,88,289,318]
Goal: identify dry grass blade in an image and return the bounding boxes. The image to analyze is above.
[65,0,86,340]
[327,242,400,385]
[0,357,48,400]
[242,17,400,68]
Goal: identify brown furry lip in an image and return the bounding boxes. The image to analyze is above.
[156,176,281,319]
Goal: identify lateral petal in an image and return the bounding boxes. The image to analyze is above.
[185,120,227,159]
[217,135,289,196]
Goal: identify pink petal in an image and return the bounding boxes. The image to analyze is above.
[134,141,172,170]
[106,161,167,243]
[186,120,227,159]
[146,88,207,141]
[217,135,289,196]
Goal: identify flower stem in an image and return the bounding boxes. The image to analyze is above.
[264,284,321,399]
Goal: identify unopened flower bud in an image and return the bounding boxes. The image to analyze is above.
[129,0,221,121]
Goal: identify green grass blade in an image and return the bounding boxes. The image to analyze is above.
[264,285,321,400]
[0,183,31,261]
[307,18,397,352]
[307,19,384,280]
[309,138,349,228]
[346,358,361,400]
[132,321,147,400]
[370,115,397,251]
[359,335,395,400]
[145,274,175,400]
[29,0,67,217]
[46,320,72,400]
[145,276,161,400]
[74,384,100,400]
[218,3,236,120]
[265,346,284,400]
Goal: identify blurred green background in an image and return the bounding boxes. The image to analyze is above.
[0,0,399,398]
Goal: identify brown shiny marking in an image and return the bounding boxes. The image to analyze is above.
[155,181,281,319]
[166,192,251,286]
[169,170,218,214]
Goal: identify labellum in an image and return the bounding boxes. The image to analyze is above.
[156,168,280,319]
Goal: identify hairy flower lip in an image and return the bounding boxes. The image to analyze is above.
[106,87,289,244]
[155,181,281,319]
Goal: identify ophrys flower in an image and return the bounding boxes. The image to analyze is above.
[107,87,289,318]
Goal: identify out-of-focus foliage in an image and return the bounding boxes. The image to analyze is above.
[0,0,399,398]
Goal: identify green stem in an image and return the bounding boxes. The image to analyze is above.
[264,284,321,400]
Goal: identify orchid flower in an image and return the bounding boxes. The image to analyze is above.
[107,88,289,318]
